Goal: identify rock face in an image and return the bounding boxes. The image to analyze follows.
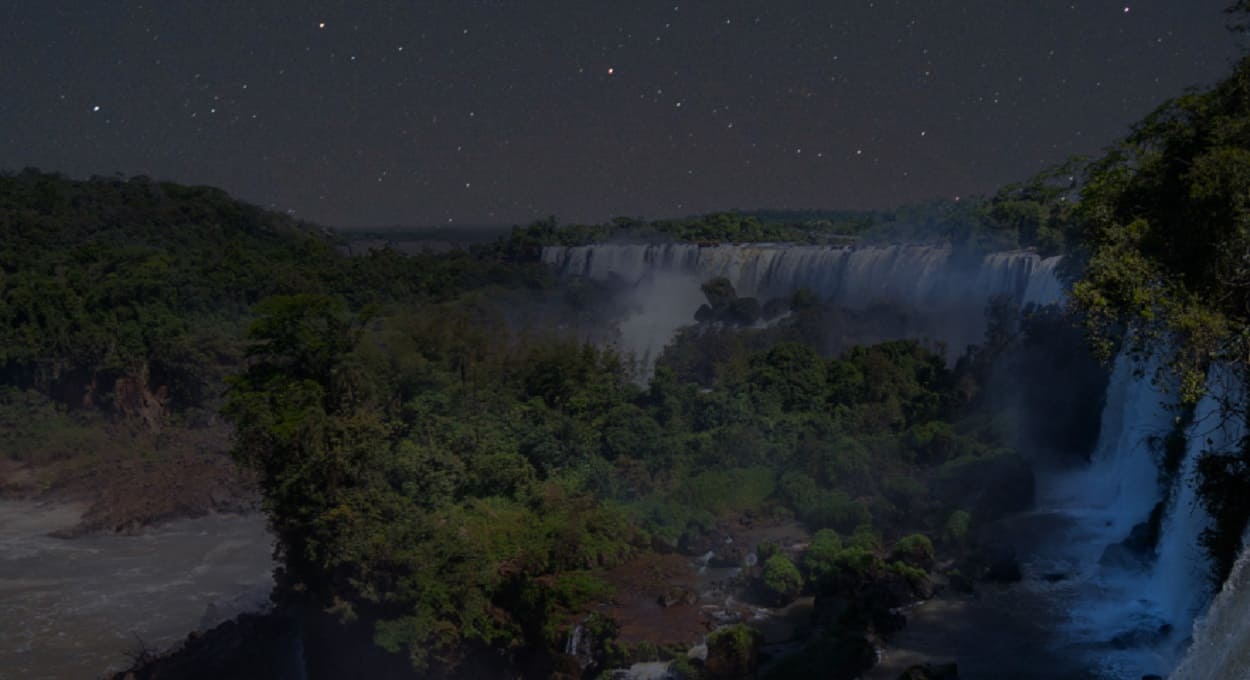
[113,366,169,431]
[898,662,960,679]
[658,585,698,608]
[108,613,304,680]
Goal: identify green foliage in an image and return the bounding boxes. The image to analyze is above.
[803,529,844,582]
[761,627,875,680]
[761,554,804,603]
[0,388,111,465]
[0,170,545,413]
[943,510,973,546]
[0,167,1029,673]
[890,534,936,568]
[212,288,999,672]
[1197,449,1250,582]
[847,525,883,553]
[1066,56,1250,401]
[706,624,763,679]
[678,467,777,517]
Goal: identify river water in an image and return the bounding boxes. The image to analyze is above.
[0,501,273,679]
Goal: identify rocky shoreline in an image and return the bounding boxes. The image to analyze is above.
[0,422,259,535]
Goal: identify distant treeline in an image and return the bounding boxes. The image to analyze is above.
[497,176,1077,256]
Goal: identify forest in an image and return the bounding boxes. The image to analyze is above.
[3,44,1250,680]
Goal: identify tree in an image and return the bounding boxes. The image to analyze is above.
[761,553,804,604]
[223,294,384,588]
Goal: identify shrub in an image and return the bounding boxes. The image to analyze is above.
[803,529,842,582]
[706,624,763,678]
[943,510,972,546]
[761,554,804,604]
[847,525,882,552]
[891,534,935,568]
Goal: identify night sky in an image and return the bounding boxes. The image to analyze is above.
[1,2,1244,228]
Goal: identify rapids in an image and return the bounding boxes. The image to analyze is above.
[0,501,273,679]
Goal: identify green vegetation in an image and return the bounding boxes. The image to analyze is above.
[214,283,1005,674]
[760,554,804,604]
[500,193,1076,253]
[891,534,936,568]
[1059,53,1250,580]
[9,26,1250,677]
[0,169,549,420]
[705,625,763,679]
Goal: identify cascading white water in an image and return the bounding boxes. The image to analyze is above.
[544,243,1061,369]
[1027,351,1177,678]
[565,623,585,657]
[545,242,1247,678]
[1036,351,1172,550]
[1033,360,1247,679]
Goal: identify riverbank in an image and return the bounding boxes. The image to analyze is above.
[0,421,258,535]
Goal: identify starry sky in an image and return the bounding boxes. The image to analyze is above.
[1,2,1244,228]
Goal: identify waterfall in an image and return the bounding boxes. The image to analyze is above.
[565,623,585,657]
[544,243,1063,369]
[545,241,1249,678]
[1035,359,1247,678]
[1171,528,1250,680]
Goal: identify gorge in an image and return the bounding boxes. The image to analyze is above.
[544,241,1250,679]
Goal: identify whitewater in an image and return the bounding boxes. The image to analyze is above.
[545,242,1249,679]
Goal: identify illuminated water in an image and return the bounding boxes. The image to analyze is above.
[0,501,272,679]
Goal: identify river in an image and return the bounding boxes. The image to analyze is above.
[0,501,273,679]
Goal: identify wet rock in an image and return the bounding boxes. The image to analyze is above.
[982,547,1023,583]
[898,662,960,679]
[1124,516,1161,554]
[1110,623,1172,650]
[706,607,744,626]
[710,542,748,568]
[1099,542,1150,572]
[658,585,698,608]
[1100,518,1160,572]
[679,532,716,558]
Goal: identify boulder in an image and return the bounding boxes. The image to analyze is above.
[679,531,717,558]
[658,585,698,608]
[710,542,749,568]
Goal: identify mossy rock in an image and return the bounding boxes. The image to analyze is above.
[705,624,763,679]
